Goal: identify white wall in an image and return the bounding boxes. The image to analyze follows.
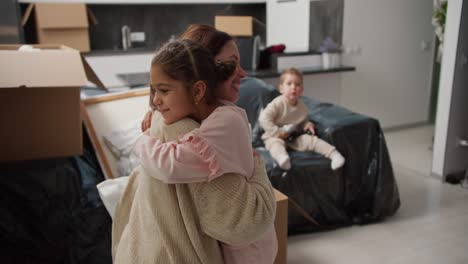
[340,0,434,128]
[266,0,310,52]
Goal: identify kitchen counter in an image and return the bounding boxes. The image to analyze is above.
[84,50,356,99]
[246,66,355,78]
[85,48,355,77]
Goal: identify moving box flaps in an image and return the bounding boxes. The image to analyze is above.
[0,45,88,161]
[0,45,87,88]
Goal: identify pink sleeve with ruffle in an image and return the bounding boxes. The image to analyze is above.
[133,134,213,183]
[133,106,254,184]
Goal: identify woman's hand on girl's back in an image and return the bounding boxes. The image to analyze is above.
[141,110,153,132]
[252,148,259,157]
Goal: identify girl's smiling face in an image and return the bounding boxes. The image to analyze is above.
[150,64,196,124]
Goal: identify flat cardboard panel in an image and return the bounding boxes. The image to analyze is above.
[38,28,90,52]
[82,91,150,179]
[35,3,88,29]
[215,16,253,37]
[0,46,87,88]
[274,189,288,264]
[0,87,82,161]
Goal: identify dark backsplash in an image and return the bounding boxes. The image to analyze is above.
[309,0,344,51]
[16,1,343,52]
[88,1,343,52]
[88,3,266,51]
[0,0,24,44]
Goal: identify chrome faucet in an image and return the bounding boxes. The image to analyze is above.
[122,25,132,51]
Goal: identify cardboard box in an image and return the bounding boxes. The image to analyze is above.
[0,44,87,161]
[215,16,253,37]
[274,189,288,264]
[22,3,96,52]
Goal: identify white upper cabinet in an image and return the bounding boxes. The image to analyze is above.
[266,0,310,52]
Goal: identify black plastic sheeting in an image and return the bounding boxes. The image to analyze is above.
[0,126,112,264]
[238,77,401,234]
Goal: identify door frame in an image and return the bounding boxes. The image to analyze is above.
[432,0,465,179]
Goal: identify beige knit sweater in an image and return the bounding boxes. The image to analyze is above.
[112,113,276,264]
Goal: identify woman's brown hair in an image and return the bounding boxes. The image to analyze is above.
[179,24,233,57]
[149,25,234,109]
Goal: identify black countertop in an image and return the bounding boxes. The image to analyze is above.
[246,66,356,78]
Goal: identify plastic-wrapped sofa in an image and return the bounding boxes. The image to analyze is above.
[0,127,112,264]
[237,77,401,234]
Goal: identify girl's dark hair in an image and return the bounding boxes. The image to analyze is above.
[151,39,235,104]
[179,24,233,57]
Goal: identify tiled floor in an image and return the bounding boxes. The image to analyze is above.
[385,125,435,176]
[286,125,468,264]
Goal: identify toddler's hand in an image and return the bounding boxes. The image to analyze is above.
[304,122,315,135]
[277,131,290,140]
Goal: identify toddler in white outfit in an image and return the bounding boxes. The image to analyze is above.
[259,68,345,170]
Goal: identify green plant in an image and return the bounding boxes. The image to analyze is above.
[433,1,447,42]
[432,0,447,61]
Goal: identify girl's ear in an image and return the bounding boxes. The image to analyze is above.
[192,80,207,104]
